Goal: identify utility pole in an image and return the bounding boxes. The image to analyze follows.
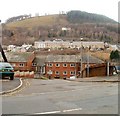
[87,47,89,77]
[0,20,2,44]
[0,21,8,62]
[80,38,83,78]
[107,61,109,76]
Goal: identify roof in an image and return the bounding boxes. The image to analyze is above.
[46,54,104,64]
[82,54,104,64]
[46,55,80,62]
[34,55,47,66]
[0,52,34,62]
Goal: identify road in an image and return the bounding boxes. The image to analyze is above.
[1,78,21,92]
[2,79,118,115]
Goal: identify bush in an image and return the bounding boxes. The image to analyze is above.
[110,50,120,60]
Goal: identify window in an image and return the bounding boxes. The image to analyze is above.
[19,63,24,67]
[56,63,60,67]
[63,71,67,75]
[55,71,60,75]
[42,67,45,74]
[63,63,67,67]
[11,63,16,67]
[70,71,75,75]
[70,63,76,67]
[32,63,37,66]
[47,63,53,67]
[47,70,52,74]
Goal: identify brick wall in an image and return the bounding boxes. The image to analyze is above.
[84,63,113,77]
[45,62,80,78]
[45,62,111,78]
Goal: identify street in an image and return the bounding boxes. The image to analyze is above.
[2,79,118,115]
[1,78,21,92]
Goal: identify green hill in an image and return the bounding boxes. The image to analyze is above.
[6,14,69,28]
[3,10,118,45]
[6,10,116,28]
[67,10,116,24]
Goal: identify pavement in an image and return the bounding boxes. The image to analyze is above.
[0,75,119,95]
[0,78,22,95]
[71,75,119,82]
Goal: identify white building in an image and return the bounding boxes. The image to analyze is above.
[109,45,119,51]
[7,44,32,52]
[7,45,16,51]
[34,39,105,50]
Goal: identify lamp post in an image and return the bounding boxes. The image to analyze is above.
[0,20,2,44]
[80,38,83,78]
[87,46,90,77]
[107,61,109,76]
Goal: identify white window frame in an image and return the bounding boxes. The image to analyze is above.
[70,63,76,67]
[47,63,53,67]
[70,71,75,75]
[19,63,24,67]
[56,63,60,67]
[63,63,67,67]
[63,71,67,75]
[55,71,60,75]
[32,63,37,66]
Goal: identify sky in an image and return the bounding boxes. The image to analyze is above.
[0,0,119,23]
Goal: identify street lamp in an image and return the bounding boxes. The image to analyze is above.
[80,38,83,78]
[0,20,2,44]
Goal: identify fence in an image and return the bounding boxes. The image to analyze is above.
[14,71,34,78]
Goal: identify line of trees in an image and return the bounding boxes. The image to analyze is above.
[6,14,31,23]
[67,10,116,24]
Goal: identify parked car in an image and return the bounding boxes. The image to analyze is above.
[115,66,120,73]
[0,62,14,80]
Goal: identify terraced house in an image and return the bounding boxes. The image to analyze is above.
[0,52,36,71]
[45,55,80,79]
[45,54,113,79]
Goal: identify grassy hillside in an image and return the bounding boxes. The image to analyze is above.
[6,11,117,29]
[6,14,69,28]
[3,11,118,45]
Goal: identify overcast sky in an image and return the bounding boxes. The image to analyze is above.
[0,0,119,23]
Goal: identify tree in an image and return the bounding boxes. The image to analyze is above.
[110,50,120,60]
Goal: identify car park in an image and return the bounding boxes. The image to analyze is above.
[0,62,14,80]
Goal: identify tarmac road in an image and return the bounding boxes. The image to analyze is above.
[2,78,118,115]
[0,78,21,93]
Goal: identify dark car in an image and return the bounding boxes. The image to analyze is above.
[0,62,14,80]
[115,66,120,73]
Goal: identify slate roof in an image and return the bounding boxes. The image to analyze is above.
[34,55,47,66]
[46,54,104,64]
[46,55,80,62]
[0,52,34,62]
[82,54,104,64]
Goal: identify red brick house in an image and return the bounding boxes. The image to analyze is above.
[3,52,36,71]
[45,55,113,78]
[45,55,80,79]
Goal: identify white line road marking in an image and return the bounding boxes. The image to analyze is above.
[33,108,82,114]
[34,110,61,114]
[63,108,82,113]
